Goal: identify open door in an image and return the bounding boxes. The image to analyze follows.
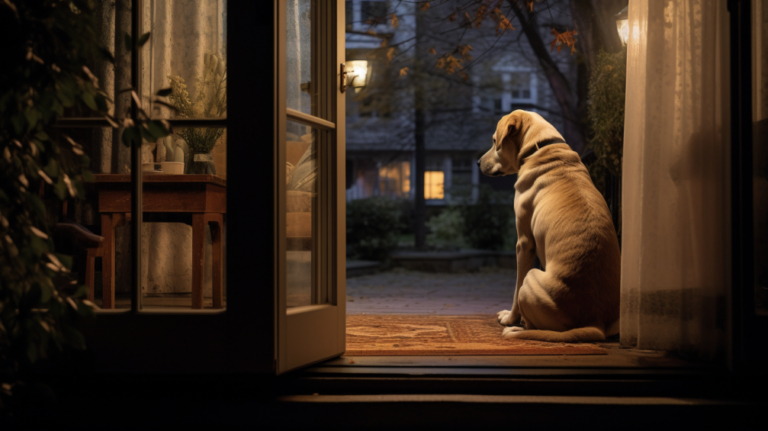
[276,0,346,374]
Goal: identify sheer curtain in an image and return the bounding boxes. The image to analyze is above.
[620,0,729,360]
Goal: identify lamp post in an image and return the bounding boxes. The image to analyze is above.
[615,6,629,46]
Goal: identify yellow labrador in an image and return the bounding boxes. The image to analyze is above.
[478,110,620,342]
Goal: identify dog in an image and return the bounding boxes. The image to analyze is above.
[478,110,620,342]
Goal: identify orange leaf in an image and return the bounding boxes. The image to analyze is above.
[399,67,409,77]
[549,28,578,55]
[391,14,399,28]
[526,0,534,12]
[420,2,430,12]
[491,7,514,35]
[366,29,376,35]
[436,58,446,69]
[449,12,457,22]
[380,39,387,47]
[460,44,474,58]
[387,47,396,65]
[428,46,437,55]
[474,5,488,28]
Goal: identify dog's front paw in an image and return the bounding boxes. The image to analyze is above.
[497,310,515,326]
[502,326,526,338]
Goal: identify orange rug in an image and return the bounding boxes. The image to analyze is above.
[345,314,607,356]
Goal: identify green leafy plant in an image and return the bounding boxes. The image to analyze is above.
[0,0,170,417]
[167,53,227,153]
[426,206,467,249]
[456,184,515,251]
[587,48,626,179]
[346,196,405,260]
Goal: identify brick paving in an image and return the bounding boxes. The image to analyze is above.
[346,268,517,315]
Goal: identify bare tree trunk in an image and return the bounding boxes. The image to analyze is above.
[568,0,626,78]
[507,0,585,153]
[414,10,427,249]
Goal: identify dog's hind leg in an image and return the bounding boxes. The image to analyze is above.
[513,269,571,332]
[501,269,607,342]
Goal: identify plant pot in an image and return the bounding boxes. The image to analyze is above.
[186,151,216,174]
[161,161,184,175]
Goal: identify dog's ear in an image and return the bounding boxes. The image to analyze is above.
[497,111,524,152]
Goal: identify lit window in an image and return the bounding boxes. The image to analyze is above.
[424,171,444,200]
[379,161,411,198]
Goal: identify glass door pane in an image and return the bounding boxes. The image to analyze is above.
[286,120,332,307]
[278,0,345,374]
[137,0,228,310]
[754,0,767,315]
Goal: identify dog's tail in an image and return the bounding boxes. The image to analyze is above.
[504,326,606,342]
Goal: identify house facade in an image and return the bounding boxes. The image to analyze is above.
[344,0,577,205]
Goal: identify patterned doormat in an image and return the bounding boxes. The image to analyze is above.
[346,314,607,356]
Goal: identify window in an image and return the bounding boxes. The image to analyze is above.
[424,171,444,200]
[58,0,228,311]
[379,161,411,198]
[474,70,536,115]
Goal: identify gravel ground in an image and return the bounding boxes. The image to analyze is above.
[346,268,517,315]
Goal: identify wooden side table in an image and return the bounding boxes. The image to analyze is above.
[94,174,226,309]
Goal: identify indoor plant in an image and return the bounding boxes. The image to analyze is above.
[167,53,226,174]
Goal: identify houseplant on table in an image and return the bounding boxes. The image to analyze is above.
[167,53,226,174]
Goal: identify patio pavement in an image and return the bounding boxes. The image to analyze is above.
[346,267,517,315]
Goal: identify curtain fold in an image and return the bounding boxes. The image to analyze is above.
[620,0,729,360]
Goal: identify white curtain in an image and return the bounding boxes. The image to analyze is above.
[620,0,729,360]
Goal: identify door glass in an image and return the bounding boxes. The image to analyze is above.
[141,128,227,310]
[754,0,768,315]
[286,0,327,120]
[286,120,328,307]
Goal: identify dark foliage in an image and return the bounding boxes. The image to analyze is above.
[346,196,406,260]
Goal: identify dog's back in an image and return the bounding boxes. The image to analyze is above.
[515,145,621,329]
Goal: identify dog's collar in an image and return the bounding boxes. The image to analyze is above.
[519,137,567,164]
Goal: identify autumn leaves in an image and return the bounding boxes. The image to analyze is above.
[367,1,577,81]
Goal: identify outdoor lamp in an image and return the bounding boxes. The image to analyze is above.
[615,6,629,46]
[341,60,370,93]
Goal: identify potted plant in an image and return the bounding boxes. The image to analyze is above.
[167,53,226,174]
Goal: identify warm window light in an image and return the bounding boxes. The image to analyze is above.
[615,6,629,46]
[347,60,370,93]
[379,162,411,197]
[424,171,444,200]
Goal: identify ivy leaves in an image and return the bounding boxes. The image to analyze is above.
[0,0,166,370]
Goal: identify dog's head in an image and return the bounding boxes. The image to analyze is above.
[477,110,564,176]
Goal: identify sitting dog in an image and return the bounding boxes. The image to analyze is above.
[478,110,620,342]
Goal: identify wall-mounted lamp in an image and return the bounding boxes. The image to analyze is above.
[340,60,371,93]
[615,6,629,46]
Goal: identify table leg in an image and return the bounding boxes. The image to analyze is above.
[209,214,224,309]
[100,214,115,309]
[192,213,206,309]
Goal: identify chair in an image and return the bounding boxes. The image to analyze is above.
[52,222,104,303]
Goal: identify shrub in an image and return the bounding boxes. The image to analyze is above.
[426,206,466,249]
[346,197,405,260]
[459,185,514,251]
[587,48,626,179]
